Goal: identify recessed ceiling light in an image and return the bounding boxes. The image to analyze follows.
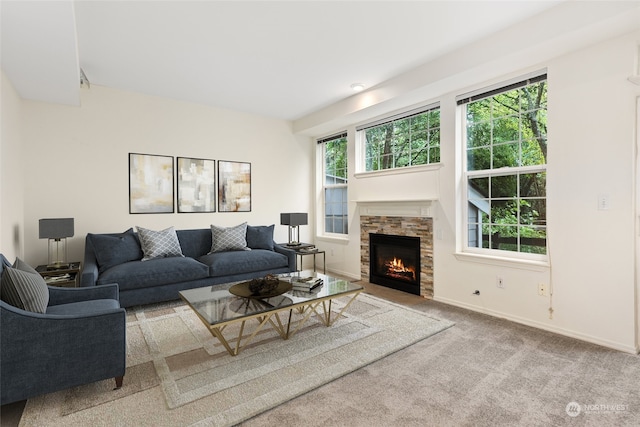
[351,83,365,92]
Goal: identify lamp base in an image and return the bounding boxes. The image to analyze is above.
[47,238,69,270]
[287,226,302,247]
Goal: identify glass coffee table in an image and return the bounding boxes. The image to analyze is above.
[179,271,363,356]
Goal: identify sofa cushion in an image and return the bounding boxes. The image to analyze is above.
[46,298,120,316]
[97,257,209,291]
[1,259,49,313]
[88,228,143,272]
[176,229,212,258]
[246,225,275,250]
[209,222,248,253]
[199,249,288,277]
[136,226,184,261]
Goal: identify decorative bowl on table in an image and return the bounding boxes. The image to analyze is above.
[248,274,280,295]
[229,274,292,299]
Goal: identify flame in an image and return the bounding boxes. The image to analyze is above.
[390,257,405,271]
[384,257,415,281]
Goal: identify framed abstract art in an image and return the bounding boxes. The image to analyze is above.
[218,160,251,212]
[177,157,216,213]
[129,153,174,214]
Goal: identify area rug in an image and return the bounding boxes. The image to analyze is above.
[19,293,454,427]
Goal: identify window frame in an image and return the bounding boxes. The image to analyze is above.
[355,103,441,174]
[458,72,548,262]
[319,132,348,237]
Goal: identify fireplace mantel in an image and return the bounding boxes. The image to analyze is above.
[355,199,434,218]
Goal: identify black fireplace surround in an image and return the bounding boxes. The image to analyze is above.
[369,233,420,295]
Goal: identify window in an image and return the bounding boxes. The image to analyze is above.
[357,105,440,172]
[320,133,348,235]
[460,73,547,256]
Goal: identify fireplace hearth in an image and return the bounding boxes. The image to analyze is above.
[369,233,420,295]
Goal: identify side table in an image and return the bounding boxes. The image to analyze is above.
[35,262,82,288]
[280,243,326,273]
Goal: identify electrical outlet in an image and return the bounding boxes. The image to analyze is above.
[538,283,548,297]
[598,194,610,210]
[496,276,505,289]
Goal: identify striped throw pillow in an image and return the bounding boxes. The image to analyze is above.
[1,259,49,313]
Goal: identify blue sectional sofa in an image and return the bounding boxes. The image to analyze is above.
[81,225,296,307]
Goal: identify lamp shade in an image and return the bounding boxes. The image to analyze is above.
[280,213,308,226]
[39,218,74,239]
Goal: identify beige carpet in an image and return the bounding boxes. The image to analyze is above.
[19,293,453,427]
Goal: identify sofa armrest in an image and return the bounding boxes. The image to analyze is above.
[81,234,99,287]
[81,263,99,287]
[274,243,296,271]
[48,283,119,306]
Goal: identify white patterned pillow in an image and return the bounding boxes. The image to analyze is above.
[1,258,49,313]
[136,226,184,261]
[209,222,249,253]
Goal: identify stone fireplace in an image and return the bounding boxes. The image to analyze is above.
[359,201,434,298]
[369,233,421,295]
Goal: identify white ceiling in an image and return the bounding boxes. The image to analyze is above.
[1,1,636,122]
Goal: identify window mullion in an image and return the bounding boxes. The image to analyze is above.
[466,164,546,178]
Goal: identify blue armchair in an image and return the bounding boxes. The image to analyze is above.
[0,255,126,405]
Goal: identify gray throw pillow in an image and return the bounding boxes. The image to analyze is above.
[209,222,248,253]
[246,225,275,250]
[136,226,184,261]
[13,257,39,274]
[1,258,49,313]
[88,228,143,272]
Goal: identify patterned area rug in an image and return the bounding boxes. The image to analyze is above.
[19,293,454,427]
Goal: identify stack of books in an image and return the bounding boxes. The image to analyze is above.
[44,273,72,284]
[291,276,323,291]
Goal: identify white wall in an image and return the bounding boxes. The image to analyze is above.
[310,31,640,353]
[1,71,25,261]
[18,85,314,265]
[542,34,638,351]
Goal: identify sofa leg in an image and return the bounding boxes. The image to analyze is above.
[114,376,123,389]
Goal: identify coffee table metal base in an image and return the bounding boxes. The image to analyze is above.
[202,290,362,356]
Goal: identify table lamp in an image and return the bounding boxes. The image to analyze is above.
[39,218,74,269]
[280,213,307,246]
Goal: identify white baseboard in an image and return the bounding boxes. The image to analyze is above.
[433,295,638,354]
[325,268,361,281]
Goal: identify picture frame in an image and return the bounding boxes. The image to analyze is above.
[177,157,216,213]
[218,160,251,212]
[129,153,174,214]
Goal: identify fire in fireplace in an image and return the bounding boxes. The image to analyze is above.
[369,233,420,295]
